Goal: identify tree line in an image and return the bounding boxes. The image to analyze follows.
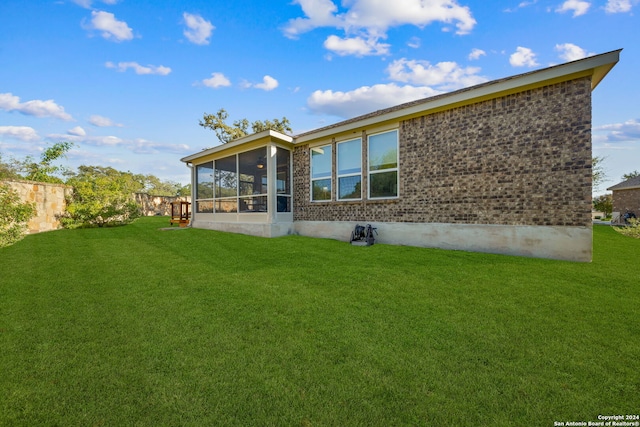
[0,142,190,240]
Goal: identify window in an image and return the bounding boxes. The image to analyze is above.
[368,130,398,198]
[311,145,331,201]
[195,161,213,213]
[337,138,362,200]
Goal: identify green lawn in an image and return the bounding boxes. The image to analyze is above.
[1,217,638,426]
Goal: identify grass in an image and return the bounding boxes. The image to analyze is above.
[1,217,638,426]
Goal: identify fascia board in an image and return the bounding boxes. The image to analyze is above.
[181,129,293,163]
[607,185,640,191]
[294,49,621,145]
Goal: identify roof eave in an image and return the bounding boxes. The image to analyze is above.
[294,49,622,145]
[181,129,293,163]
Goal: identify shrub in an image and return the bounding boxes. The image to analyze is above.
[615,218,640,239]
[61,166,142,228]
[0,183,36,248]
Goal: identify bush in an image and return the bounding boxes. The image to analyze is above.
[615,218,640,239]
[61,166,142,228]
[0,183,36,248]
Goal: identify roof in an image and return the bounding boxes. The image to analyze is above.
[607,175,640,191]
[181,49,621,162]
[295,49,621,144]
[181,129,293,163]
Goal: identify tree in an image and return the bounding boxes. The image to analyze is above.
[592,193,612,217]
[592,156,607,192]
[20,141,74,183]
[138,174,187,196]
[0,183,36,248]
[0,153,22,180]
[199,108,292,144]
[622,170,640,181]
[61,166,143,228]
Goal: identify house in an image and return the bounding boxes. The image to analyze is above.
[181,49,621,262]
[607,175,640,223]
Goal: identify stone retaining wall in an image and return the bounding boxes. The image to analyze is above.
[134,193,191,216]
[2,180,72,234]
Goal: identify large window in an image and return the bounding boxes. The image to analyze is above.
[195,161,214,213]
[368,130,398,199]
[337,138,362,200]
[311,145,331,201]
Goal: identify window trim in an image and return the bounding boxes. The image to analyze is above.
[310,144,332,202]
[336,137,362,201]
[367,129,399,200]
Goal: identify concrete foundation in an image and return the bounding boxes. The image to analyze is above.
[293,220,592,262]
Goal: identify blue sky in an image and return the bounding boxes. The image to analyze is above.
[0,0,638,192]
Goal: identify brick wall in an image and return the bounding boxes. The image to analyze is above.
[612,188,640,217]
[294,77,592,227]
[2,180,72,233]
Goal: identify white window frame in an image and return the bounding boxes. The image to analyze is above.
[367,129,399,200]
[337,138,362,201]
[310,144,332,202]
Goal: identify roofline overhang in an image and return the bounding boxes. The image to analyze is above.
[294,49,621,145]
[180,129,293,163]
[179,49,621,160]
[607,185,640,191]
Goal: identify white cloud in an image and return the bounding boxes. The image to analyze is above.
[68,126,86,136]
[105,61,171,75]
[283,0,341,38]
[85,11,134,42]
[308,83,441,118]
[0,92,73,121]
[407,37,421,49]
[386,59,487,90]
[595,119,640,142]
[129,139,191,155]
[72,0,119,8]
[604,0,637,13]
[0,126,40,142]
[89,115,123,127]
[505,0,539,12]
[555,43,595,61]
[253,75,279,91]
[284,0,476,57]
[556,0,591,16]
[468,48,486,60]
[49,132,190,154]
[307,52,488,119]
[202,72,231,88]
[509,46,539,67]
[323,35,390,56]
[183,12,214,45]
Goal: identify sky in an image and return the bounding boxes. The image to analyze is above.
[0,0,638,192]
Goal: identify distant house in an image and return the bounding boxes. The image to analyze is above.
[607,175,640,222]
[181,50,621,262]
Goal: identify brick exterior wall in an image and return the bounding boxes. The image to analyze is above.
[294,77,592,227]
[612,188,640,217]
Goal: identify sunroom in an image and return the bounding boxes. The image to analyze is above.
[181,130,294,237]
